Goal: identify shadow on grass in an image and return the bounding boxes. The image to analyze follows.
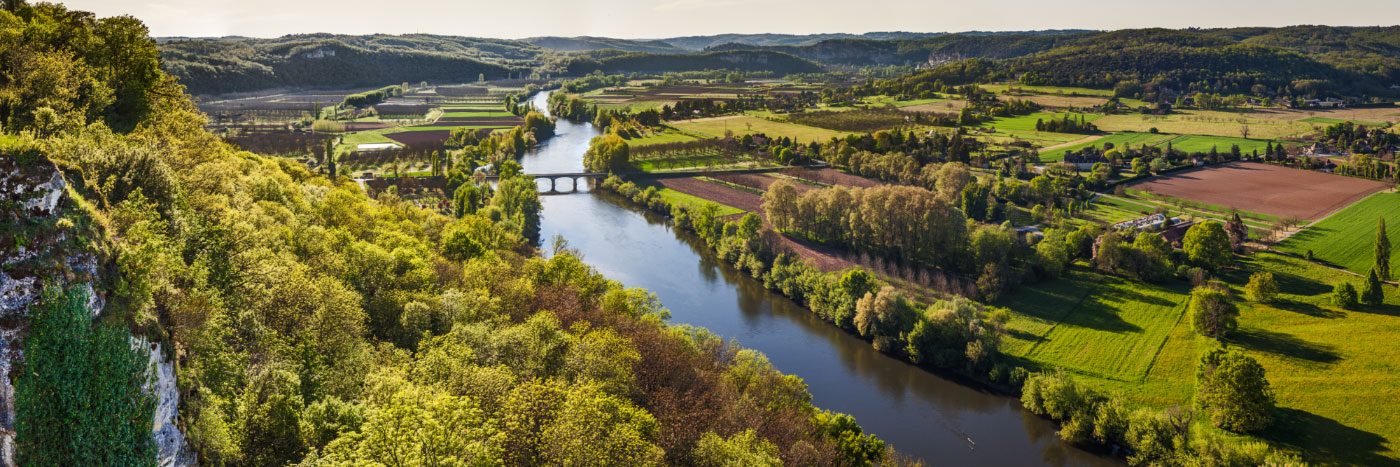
[1230,328,1340,364]
[1262,407,1399,467]
[1006,328,1045,344]
[1271,299,1344,319]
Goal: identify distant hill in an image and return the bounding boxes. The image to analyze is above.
[160,34,539,95]
[561,50,824,75]
[522,36,689,54]
[658,32,943,50]
[705,33,1090,66]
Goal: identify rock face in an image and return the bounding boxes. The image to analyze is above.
[135,338,197,467]
[0,157,195,466]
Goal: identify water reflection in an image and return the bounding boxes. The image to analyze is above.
[527,92,1115,466]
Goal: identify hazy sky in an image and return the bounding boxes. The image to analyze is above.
[58,0,1400,39]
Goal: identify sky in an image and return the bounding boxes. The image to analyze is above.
[57,0,1400,39]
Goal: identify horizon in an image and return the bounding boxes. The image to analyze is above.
[59,0,1400,40]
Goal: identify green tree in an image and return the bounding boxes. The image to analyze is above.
[1377,217,1392,281]
[16,287,156,466]
[1189,286,1238,339]
[812,410,885,466]
[1196,348,1274,432]
[1361,269,1385,306]
[692,430,781,467]
[1183,221,1233,271]
[1332,281,1359,309]
[584,134,630,173]
[1244,271,1278,303]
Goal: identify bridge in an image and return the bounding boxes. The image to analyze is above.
[482,172,610,194]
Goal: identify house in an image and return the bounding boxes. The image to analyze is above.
[1114,214,1171,232]
[1063,152,1108,170]
[1160,221,1197,247]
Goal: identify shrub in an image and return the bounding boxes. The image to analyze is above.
[1361,269,1385,305]
[16,287,156,465]
[1331,281,1359,309]
[1244,272,1278,302]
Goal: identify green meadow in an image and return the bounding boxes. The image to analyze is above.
[1277,192,1400,275]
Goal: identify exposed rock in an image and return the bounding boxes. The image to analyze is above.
[134,338,197,467]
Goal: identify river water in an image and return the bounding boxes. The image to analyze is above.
[523,92,1114,466]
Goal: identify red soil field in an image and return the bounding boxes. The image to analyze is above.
[384,130,452,147]
[1125,162,1390,221]
[780,168,884,188]
[658,177,855,272]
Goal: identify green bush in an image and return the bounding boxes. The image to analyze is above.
[1331,281,1359,309]
[16,286,156,466]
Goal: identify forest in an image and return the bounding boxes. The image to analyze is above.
[1,3,891,466]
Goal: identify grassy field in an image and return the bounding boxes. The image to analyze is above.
[1094,110,1319,139]
[1299,117,1389,127]
[627,129,705,147]
[671,115,847,143]
[1040,132,1174,161]
[995,268,1190,382]
[989,112,1105,131]
[859,95,948,108]
[998,251,1400,465]
[1277,192,1400,275]
[1163,134,1273,155]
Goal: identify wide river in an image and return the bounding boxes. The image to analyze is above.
[522,92,1114,466]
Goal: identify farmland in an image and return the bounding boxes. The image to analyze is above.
[1277,192,1400,274]
[670,115,848,143]
[1125,162,1390,221]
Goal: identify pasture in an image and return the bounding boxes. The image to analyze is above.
[1095,110,1317,139]
[1124,162,1389,221]
[1039,132,1174,161]
[1277,192,1400,275]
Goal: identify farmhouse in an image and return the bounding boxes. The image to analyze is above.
[1113,213,1176,232]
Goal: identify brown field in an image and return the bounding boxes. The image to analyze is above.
[780,168,885,188]
[341,122,392,131]
[1125,162,1390,220]
[384,130,453,148]
[657,177,764,213]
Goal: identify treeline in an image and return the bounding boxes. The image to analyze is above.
[160,38,517,95]
[340,84,404,108]
[562,50,824,76]
[787,107,959,133]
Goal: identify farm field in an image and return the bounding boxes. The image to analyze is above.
[1039,132,1174,160]
[779,167,885,188]
[994,268,1190,381]
[670,115,848,143]
[1095,110,1318,139]
[1277,192,1400,275]
[1124,162,1390,221]
[980,83,1115,97]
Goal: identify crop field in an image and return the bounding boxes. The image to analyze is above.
[670,115,848,143]
[1299,117,1390,127]
[899,100,967,113]
[779,168,885,188]
[1277,192,1400,274]
[989,112,1104,131]
[997,93,1109,108]
[1125,162,1389,221]
[995,268,1190,381]
[859,95,948,107]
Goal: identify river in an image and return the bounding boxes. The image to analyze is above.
[523,92,1115,466]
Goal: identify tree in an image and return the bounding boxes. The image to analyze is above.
[1189,286,1238,339]
[1225,213,1249,250]
[584,134,630,173]
[1377,218,1392,281]
[1196,348,1274,432]
[1332,281,1359,309]
[1361,269,1385,306]
[691,430,781,467]
[1244,272,1278,303]
[1183,221,1232,271]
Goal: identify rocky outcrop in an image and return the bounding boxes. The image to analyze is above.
[0,155,195,466]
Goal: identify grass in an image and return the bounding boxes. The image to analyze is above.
[626,130,705,147]
[670,115,847,144]
[998,251,1400,464]
[640,184,745,217]
[1162,134,1274,155]
[858,95,948,108]
[441,111,512,117]
[1095,109,1319,139]
[995,268,1191,381]
[1299,117,1389,127]
[1040,132,1175,161]
[989,112,1104,132]
[1277,192,1400,275]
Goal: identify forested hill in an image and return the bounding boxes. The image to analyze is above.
[561,49,824,75]
[521,36,690,54]
[159,34,535,95]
